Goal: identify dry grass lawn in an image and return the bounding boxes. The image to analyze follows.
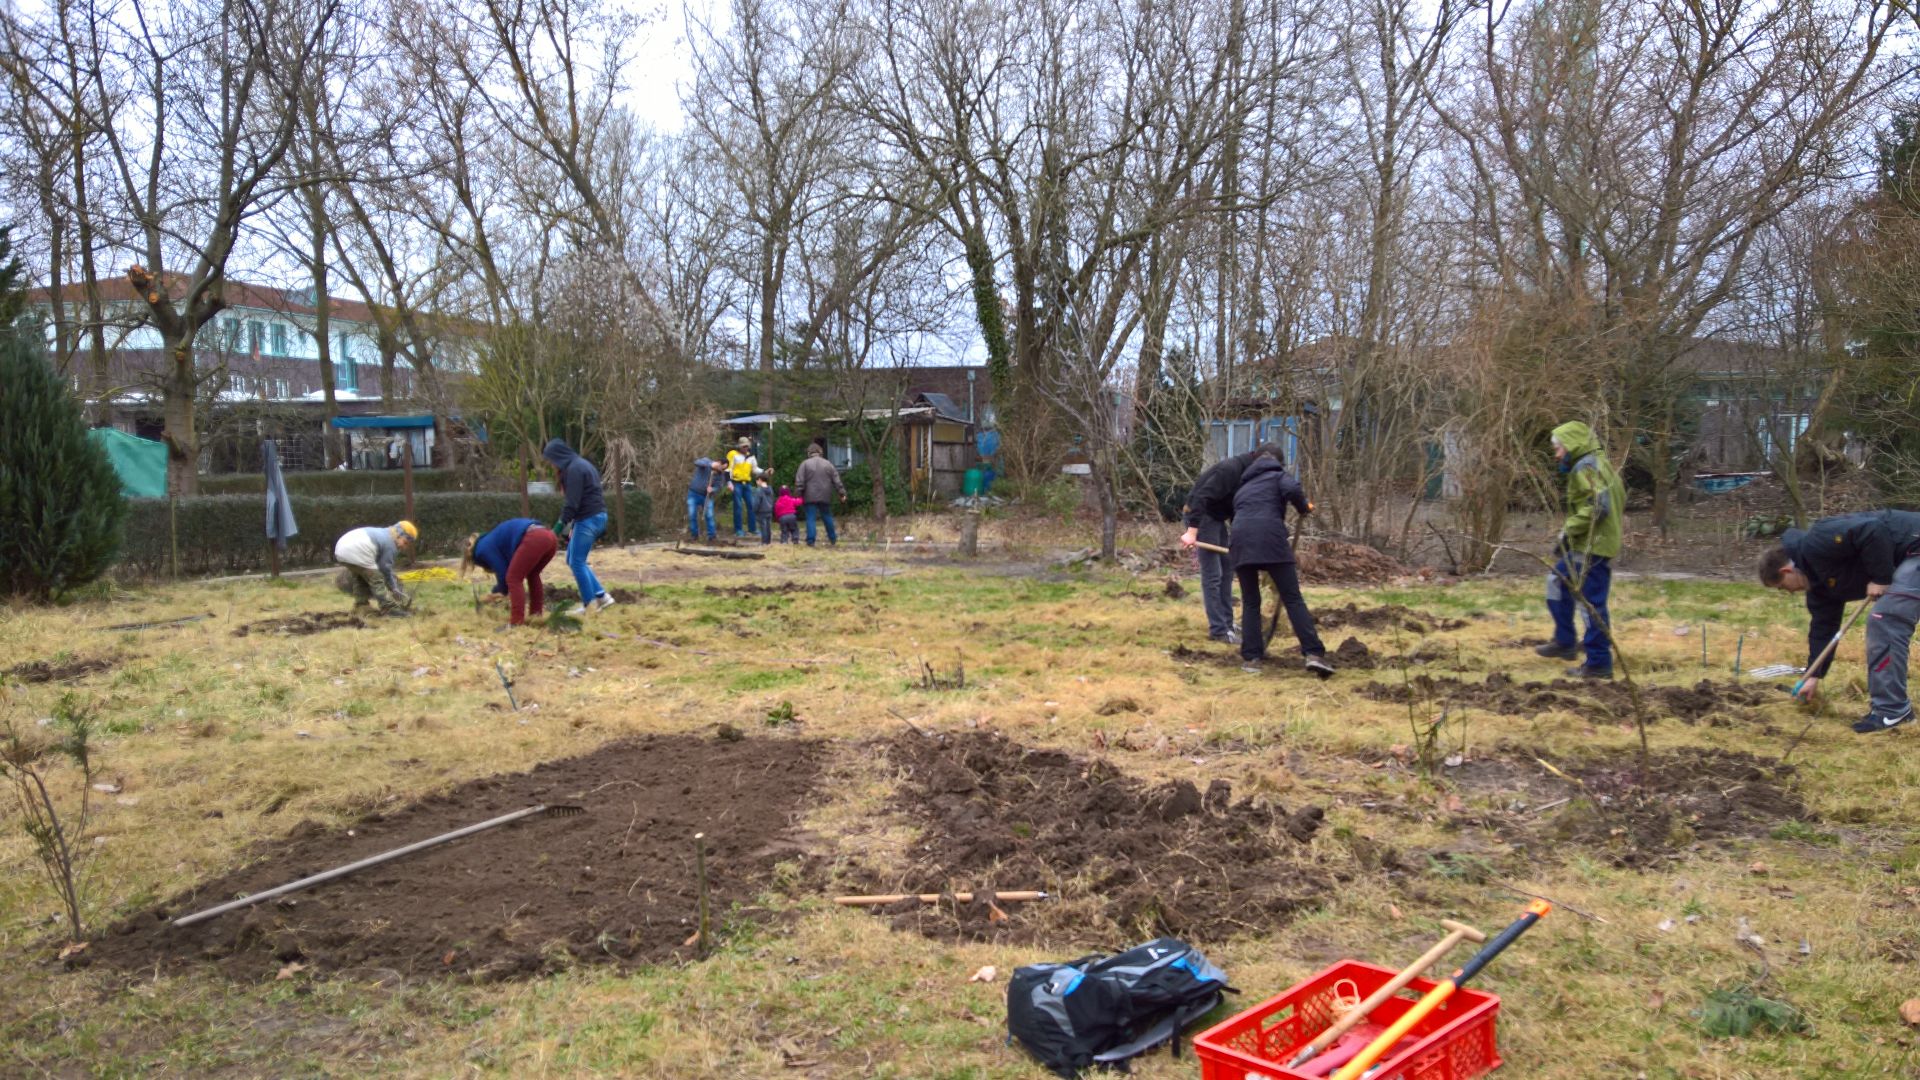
[3,529,1919,1078]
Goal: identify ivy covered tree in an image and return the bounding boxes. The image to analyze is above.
[0,332,128,600]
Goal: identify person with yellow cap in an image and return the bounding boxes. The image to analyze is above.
[333,520,416,615]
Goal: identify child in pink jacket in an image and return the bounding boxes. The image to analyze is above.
[773,486,802,544]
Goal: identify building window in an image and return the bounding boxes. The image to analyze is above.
[338,335,357,391]
[271,323,287,355]
[220,316,238,350]
[248,320,263,355]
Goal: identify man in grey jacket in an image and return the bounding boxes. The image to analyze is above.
[794,444,847,547]
[334,521,416,614]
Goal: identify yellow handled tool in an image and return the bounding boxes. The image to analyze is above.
[1286,919,1486,1068]
[1330,901,1550,1080]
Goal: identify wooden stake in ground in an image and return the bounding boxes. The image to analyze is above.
[833,890,1048,906]
[694,832,710,957]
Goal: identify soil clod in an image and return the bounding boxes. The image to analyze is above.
[1314,603,1467,635]
[232,611,368,637]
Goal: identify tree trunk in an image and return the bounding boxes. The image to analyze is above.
[162,339,199,495]
[310,192,339,468]
[870,463,888,532]
[757,232,777,412]
[1649,403,1673,536]
[1092,452,1119,562]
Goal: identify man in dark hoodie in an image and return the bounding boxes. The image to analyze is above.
[1178,444,1287,645]
[543,438,613,614]
[1227,450,1332,676]
[1760,509,1920,733]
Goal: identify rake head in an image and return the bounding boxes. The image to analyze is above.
[541,804,587,817]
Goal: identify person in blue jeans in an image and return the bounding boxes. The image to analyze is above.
[687,456,719,541]
[793,443,846,546]
[543,438,614,614]
[1532,421,1626,678]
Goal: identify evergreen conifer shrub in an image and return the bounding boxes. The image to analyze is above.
[0,336,128,599]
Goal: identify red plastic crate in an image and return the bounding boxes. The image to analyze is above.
[1193,960,1502,1080]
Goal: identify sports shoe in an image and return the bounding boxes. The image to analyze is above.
[591,593,616,612]
[1209,630,1241,645]
[1565,664,1614,680]
[1852,706,1914,734]
[1305,655,1335,679]
[1240,662,1264,674]
[1534,642,1579,660]
[566,604,590,616]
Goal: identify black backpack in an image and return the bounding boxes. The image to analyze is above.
[1006,937,1230,1077]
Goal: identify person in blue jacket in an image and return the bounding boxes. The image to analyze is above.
[542,439,613,614]
[462,518,559,626]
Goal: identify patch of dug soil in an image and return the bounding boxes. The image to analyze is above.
[703,581,871,597]
[543,585,645,607]
[95,733,826,982]
[232,611,368,637]
[5,655,119,683]
[1359,673,1773,725]
[860,732,1333,944]
[1445,748,1805,868]
[1296,539,1417,585]
[1314,603,1467,635]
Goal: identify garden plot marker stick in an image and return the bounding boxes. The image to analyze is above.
[1286,919,1486,1068]
[1332,901,1551,1080]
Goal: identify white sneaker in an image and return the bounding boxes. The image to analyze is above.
[592,594,616,612]
[565,604,590,616]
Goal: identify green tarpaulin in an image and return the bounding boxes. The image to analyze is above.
[88,428,167,498]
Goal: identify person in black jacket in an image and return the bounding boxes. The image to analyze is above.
[1178,444,1287,644]
[1225,450,1331,676]
[1759,509,1920,733]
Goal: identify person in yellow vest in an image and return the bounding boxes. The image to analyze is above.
[726,436,759,537]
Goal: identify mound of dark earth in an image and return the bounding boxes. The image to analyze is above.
[1360,673,1774,725]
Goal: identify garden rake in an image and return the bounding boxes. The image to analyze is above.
[170,804,586,929]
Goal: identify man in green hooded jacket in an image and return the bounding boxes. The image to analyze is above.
[1534,421,1627,678]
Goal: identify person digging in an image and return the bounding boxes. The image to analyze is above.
[1760,509,1920,734]
[1177,442,1290,645]
[462,518,559,627]
[334,520,416,616]
[1531,421,1626,680]
[1225,448,1333,678]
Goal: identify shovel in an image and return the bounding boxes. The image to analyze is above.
[1785,601,1868,701]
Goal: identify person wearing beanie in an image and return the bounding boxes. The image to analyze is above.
[333,520,416,615]
[543,438,613,615]
[794,443,846,546]
[463,518,559,626]
[752,471,775,545]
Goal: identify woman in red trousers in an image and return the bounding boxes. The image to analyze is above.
[462,518,559,625]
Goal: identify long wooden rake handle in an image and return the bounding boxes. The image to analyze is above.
[1792,601,1868,697]
[1286,919,1486,1067]
[833,890,1048,906]
[170,804,584,929]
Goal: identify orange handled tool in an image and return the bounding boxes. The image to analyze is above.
[1286,919,1486,1068]
[1330,901,1550,1080]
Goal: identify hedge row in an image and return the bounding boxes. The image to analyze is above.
[197,468,484,496]
[117,491,652,577]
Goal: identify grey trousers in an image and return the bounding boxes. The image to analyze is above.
[335,565,407,613]
[1866,554,1920,717]
[1197,517,1234,638]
